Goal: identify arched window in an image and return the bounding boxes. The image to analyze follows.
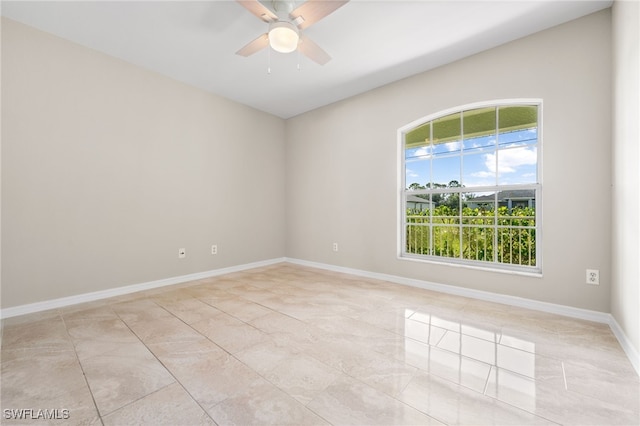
[399,100,542,273]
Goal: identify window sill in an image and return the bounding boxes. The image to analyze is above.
[398,253,543,278]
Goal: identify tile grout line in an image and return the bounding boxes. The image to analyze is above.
[59,311,106,426]
[98,382,180,421]
[110,305,219,425]
[150,277,435,424]
[151,290,343,425]
[168,271,554,423]
[150,292,352,423]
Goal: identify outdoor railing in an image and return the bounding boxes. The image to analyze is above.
[405,211,536,267]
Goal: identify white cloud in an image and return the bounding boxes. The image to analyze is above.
[444,141,461,152]
[463,178,496,188]
[484,146,536,174]
[407,169,419,178]
[468,138,495,149]
[415,147,429,157]
[471,171,494,178]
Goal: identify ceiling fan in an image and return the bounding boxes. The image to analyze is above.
[235,0,349,65]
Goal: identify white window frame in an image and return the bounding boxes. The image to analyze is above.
[397,99,543,275]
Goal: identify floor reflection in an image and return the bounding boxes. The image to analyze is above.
[404,310,537,402]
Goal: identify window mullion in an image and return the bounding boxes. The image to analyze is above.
[459,113,464,260]
[429,120,434,255]
[494,107,499,264]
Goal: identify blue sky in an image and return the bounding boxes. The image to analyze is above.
[405,129,537,189]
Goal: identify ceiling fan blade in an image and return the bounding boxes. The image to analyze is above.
[236,0,277,23]
[236,33,269,56]
[290,0,349,30]
[298,34,331,65]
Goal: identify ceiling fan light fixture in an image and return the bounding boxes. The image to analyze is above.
[268,21,299,53]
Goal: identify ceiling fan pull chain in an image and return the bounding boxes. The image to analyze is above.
[297,49,301,71]
[267,46,272,74]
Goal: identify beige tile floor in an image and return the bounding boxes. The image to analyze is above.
[1,263,638,425]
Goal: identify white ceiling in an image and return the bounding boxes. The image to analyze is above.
[1,0,611,118]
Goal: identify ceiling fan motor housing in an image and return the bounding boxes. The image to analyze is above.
[270,0,296,15]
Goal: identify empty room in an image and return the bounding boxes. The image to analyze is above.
[1,0,639,425]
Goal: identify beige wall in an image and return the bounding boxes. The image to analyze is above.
[1,18,286,308]
[286,10,613,312]
[612,1,640,353]
[0,10,622,317]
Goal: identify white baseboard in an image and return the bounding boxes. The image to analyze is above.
[285,257,610,322]
[286,257,639,376]
[0,257,286,319]
[608,315,640,375]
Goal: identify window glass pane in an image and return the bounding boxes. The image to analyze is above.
[463,107,496,152]
[431,156,460,187]
[462,151,496,187]
[433,192,460,224]
[405,121,432,150]
[405,157,430,191]
[463,135,496,153]
[406,195,432,215]
[462,226,495,262]
[498,105,537,134]
[405,144,432,160]
[498,105,538,149]
[406,194,431,255]
[406,224,430,255]
[462,192,495,225]
[497,194,535,226]
[497,227,536,266]
[433,140,461,156]
[497,146,537,185]
[432,226,460,258]
[498,128,537,149]
[433,112,461,156]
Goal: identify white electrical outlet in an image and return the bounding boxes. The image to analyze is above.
[211,245,218,255]
[178,248,186,259]
[332,243,338,252]
[586,269,599,285]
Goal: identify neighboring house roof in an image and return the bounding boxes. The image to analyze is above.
[471,190,535,202]
[407,195,432,204]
